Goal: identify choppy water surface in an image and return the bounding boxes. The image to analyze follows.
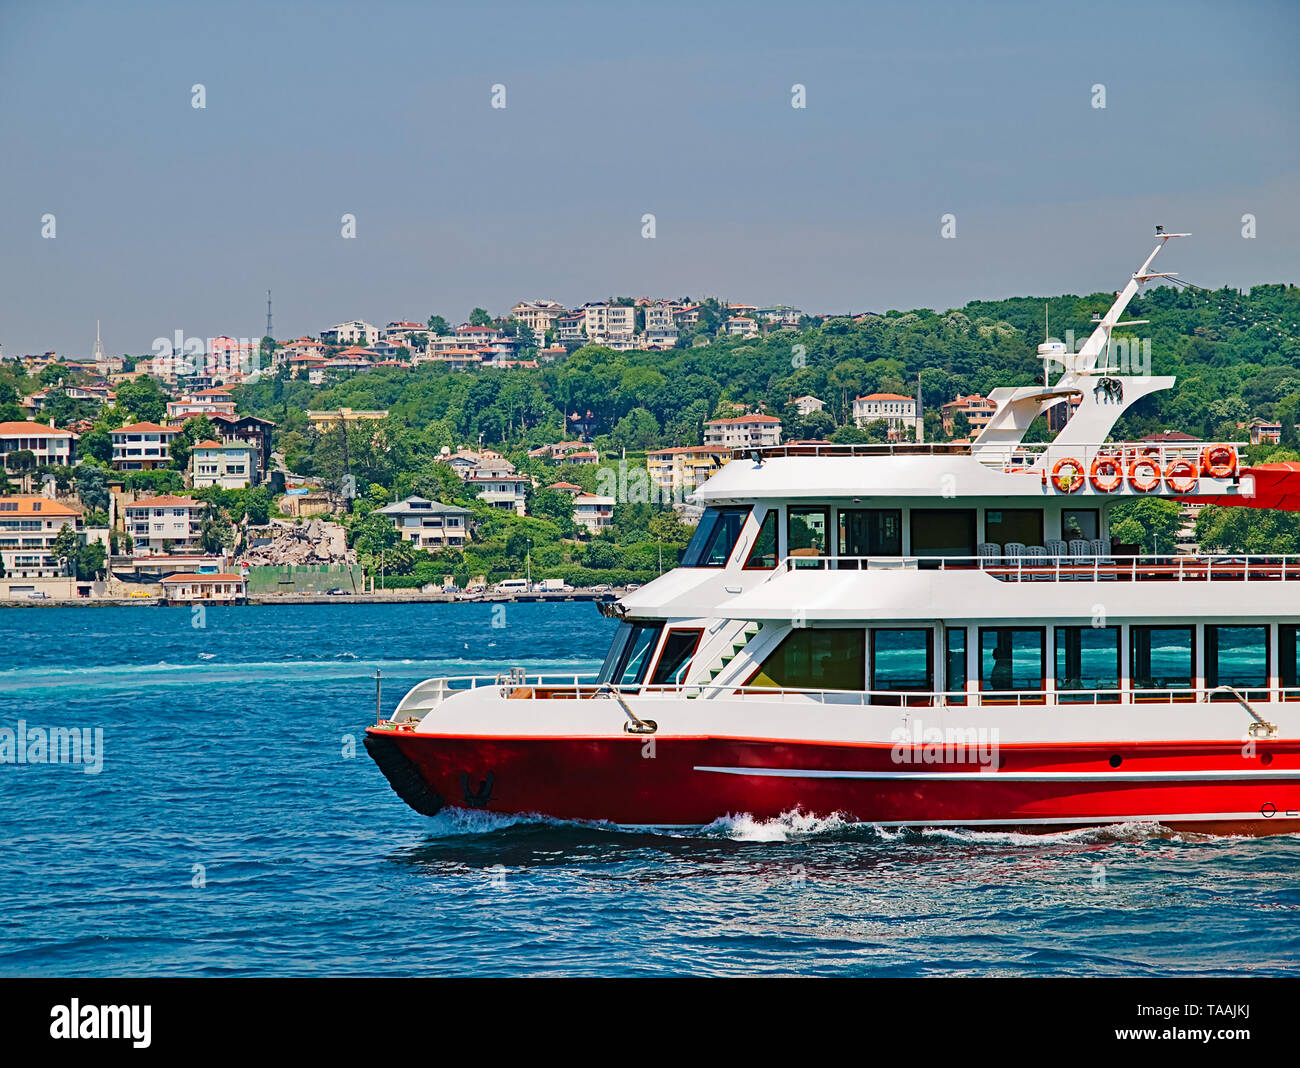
[1,603,1297,976]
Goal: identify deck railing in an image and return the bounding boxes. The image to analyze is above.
[771,553,1300,582]
[402,673,1300,709]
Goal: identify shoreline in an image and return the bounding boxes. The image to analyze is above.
[0,590,621,607]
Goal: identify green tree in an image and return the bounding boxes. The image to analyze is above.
[51,523,81,576]
[468,308,493,327]
[1108,498,1183,554]
[77,542,106,580]
[426,315,450,335]
[114,377,168,423]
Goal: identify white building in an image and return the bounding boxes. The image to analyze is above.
[792,395,826,417]
[643,302,680,349]
[572,493,615,535]
[556,312,586,344]
[0,496,83,580]
[123,495,203,555]
[191,439,259,489]
[582,303,636,345]
[703,413,783,450]
[853,392,919,438]
[467,474,530,516]
[111,422,181,470]
[161,572,246,603]
[510,300,569,339]
[724,316,759,338]
[0,420,78,467]
[321,320,380,347]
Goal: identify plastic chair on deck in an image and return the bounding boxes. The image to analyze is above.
[1090,537,1116,580]
[1044,539,1067,572]
[977,542,1000,569]
[1024,544,1048,579]
[1002,542,1026,578]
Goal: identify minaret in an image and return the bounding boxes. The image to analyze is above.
[266,290,273,339]
[92,320,105,366]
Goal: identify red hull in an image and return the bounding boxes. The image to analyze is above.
[365,729,1300,834]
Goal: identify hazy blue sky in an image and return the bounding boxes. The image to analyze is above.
[1,0,1296,358]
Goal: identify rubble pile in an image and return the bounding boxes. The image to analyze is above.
[240,519,354,566]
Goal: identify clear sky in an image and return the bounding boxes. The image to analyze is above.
[1,0,1296,359]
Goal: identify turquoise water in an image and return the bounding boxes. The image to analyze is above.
[1,603,1298,976]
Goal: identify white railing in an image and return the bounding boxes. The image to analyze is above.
[771,554,1300,582]
[972,439,1242,474]
[407,674,1300,708]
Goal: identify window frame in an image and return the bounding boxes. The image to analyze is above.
[647,628,704,688]
[978,626,1046,704]
[742,509,780,570]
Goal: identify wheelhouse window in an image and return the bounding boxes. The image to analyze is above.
[910,508,976,567]
[1281,625,1299,699]
[748,628,865,692]
[979,627,1045,702]
[870,628,933,703]
[985,508,1043,550]
[1206,625,1269,699]
[946,627,967,705]
[1055,626,1120,703]
[649,628,703,687]
[598,622,664,687]
[1130,625,1195,700]
[743,509,779,569]
[787,506,829,568]
[681,506,750,567]
[838,508,901,567]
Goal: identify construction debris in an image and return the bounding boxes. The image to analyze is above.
[240,519,354,566]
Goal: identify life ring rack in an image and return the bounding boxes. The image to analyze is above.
[1129,455,1162,493]
[1089,454,1124,492]
[1050,457,1087,493]
[1200,443,1238,479]
[1165,458,1200,494]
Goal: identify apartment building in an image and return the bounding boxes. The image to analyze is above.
[166,388,238,422]
[791,395,825,416]
[111,422,181,470]
[581,303,636,344]
[0,420,78,466]
[305,408,389,431]
[724,316,759,338]
[703,413,782,450]
[190,439,259,489]
[646,446,732,497]
[940,394,997,436]
[0,496,83,580]
[375,496,473,549]
[572,493,615,535]
[466,474,530,516]
[321,320,380,347]
[123,495,203,555]
[643,302,680,349]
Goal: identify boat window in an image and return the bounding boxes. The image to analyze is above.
[838,508,901,566]
[870,628,933,699]
[1055,626,1120,702]
[681,506,750,567]
[743,510,779,569]
[748,628,865,691]
[597,622,664,686]
[1062,509,1099,542]
[946,627,967,704]
[649,628,703,686]
[1206,625,1269,699]
[1280,625,1299,698]
[787,506,830,568]
[1130,625,1195,698]
[979,627,1045,700]
[910,508,976,566]
[985,508,1043,549]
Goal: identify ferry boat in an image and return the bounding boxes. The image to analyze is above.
[366,232,1300,833]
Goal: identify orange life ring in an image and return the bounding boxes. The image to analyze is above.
[1129,456,1162,492]
[1200,444,1238,479]
[1089,455,1123,492]
[1164,458,1199,494]
[1051,457,1086,493]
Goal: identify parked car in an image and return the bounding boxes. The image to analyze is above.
[625,583,641,591]
[26,591,49,599]
[326,588,351,596]
[590,584,612,593]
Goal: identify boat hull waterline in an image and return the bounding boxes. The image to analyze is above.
[364,730,1300,834]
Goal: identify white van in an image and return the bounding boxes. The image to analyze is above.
[494,578,530,594]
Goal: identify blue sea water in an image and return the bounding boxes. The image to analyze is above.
[1,602,1298,977]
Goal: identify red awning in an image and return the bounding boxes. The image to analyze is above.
[1182,462,1300,511]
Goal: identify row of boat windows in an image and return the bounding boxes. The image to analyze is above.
[599,621,1300,698]
[681,506,1103,568]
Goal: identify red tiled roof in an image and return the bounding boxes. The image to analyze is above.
[114,422,179,433]
[0,495,82,516]
[127,494,198,508]
[161,573,245,583]
[856,393,913,402]
[707,414,782,424]
[0,420,76,436]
